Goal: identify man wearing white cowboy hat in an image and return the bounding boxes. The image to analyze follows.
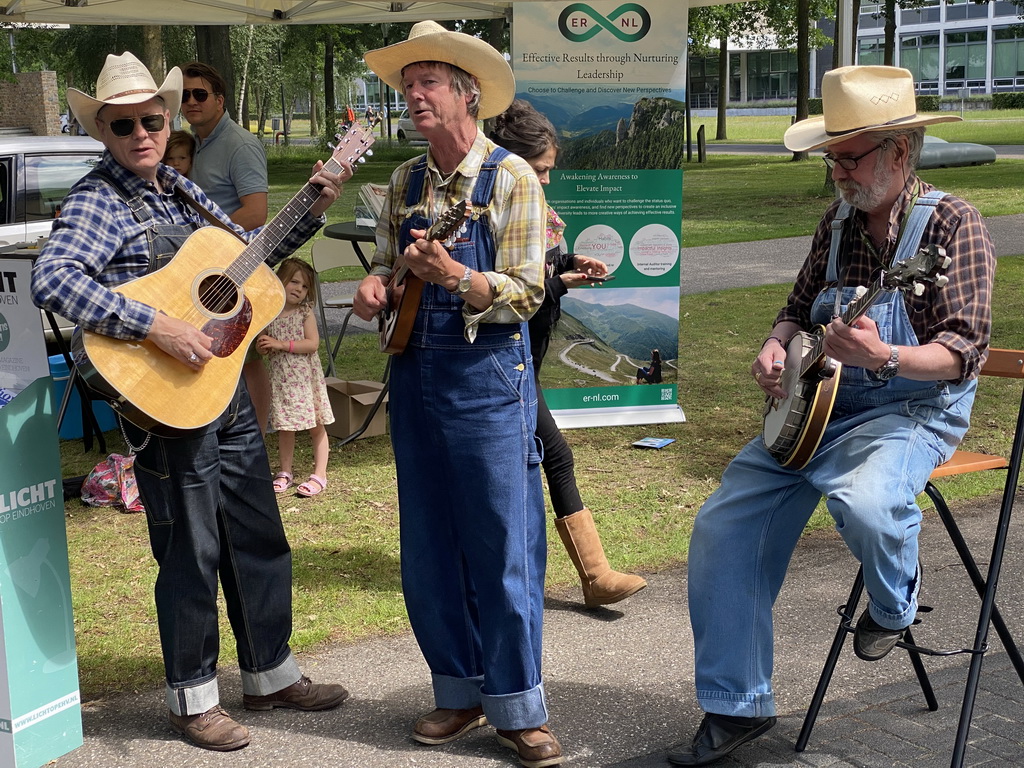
[670,65,995,766]
[353,21,561,768]
[31,51,351,752]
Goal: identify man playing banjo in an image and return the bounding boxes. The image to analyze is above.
[669,65,995,766]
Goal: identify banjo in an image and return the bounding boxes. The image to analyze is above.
[762,244,951,470]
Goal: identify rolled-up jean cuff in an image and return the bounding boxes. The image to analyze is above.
[696,690,776,719]
[167,674,219,716]
[431,673,485,709]
[481,681,548,731]
[240,651,301,696]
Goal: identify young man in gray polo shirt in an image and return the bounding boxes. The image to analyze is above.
[180,61,268,232]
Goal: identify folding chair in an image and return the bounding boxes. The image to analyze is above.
[310,238,369,377]
[796,348,1024,768]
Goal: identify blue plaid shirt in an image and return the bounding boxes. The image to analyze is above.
[31,151,322,341]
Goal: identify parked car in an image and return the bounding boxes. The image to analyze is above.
[395,108,426,143]
[0,135,103,247]
[0,135,104,351]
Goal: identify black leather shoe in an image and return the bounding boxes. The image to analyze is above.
[853,610,908,661]
[667,713,776,765]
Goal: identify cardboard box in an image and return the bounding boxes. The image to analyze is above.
[324,378,389,439]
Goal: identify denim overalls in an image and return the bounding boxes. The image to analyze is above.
[98,171,301,716]
[388,150,549,730]
[688,193,976,719]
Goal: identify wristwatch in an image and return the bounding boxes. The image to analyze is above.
[451,264,472,295]
[874,344,900,381]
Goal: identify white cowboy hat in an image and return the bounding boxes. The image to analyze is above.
[364,20,514,120]
[67,52,182,141]
[784,65,960,152]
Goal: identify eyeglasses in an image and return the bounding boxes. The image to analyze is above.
[106,114,166,138]
[823,141,886,171]
[181,88,214,103]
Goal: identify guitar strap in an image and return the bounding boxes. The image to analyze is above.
[829,190,946,317]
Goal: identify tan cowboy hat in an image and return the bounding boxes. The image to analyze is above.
[784,65,960,152]
[364,20,514,120]
[67,52,182,142]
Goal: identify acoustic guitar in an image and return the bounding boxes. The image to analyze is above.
[378,200,472,355]
[762,244,951,469]
[73,124,376,433]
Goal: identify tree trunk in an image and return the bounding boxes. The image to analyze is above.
[324,32,336,136]
[715,21,729,141]
[141,26,163,81]
[883,0,896,65]
[792,0,810,162]
[195,26,237,122]
[309,67,318,137]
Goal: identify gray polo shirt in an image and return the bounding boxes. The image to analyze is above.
[191,111,268,217]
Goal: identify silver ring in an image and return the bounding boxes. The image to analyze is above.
[188,352,199,363]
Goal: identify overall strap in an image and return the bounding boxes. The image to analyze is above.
[825,201,853,284]
[404,155,429,208]
[891,190,946,266]
[472,147,510,208]
[91,167,152,225]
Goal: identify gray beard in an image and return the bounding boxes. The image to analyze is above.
[837,166,893,212]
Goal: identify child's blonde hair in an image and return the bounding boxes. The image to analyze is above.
[276,258,318,305]
[164,130,195,161]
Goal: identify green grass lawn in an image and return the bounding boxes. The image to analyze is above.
[55,148,1024,699]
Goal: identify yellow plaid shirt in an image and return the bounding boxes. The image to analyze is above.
[369,130,545,341]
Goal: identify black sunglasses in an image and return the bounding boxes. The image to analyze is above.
[106,114,166,138]
[181,88,214,103]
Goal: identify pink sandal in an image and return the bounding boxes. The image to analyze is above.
[296,474,327,498]
[272,472,293,494]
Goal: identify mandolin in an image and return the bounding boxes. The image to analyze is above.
[378,199,472,355]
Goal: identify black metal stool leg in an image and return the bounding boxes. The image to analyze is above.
[796,567,864,751]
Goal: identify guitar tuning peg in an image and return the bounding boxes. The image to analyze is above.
[935,275,949,288]
[327,142,336,151]
[913,282,925,296]
[364,149,374,157]
[941,256,952,269]
[357,156,367,163]
[334,134,342,142]
[854,285,868,297]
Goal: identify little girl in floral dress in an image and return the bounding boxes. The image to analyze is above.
[256,258,335,497]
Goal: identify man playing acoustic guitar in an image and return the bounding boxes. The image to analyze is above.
[670,66,995,766]
[31,52,351,752]
[352,22,561,768]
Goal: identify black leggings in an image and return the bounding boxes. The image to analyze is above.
[534,376,584,518]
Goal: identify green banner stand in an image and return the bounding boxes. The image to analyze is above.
[0,255,83,766]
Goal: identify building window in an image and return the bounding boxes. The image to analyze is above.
[744,50,797,100]
[946,0,991,22]
[901,34,941,81]
[994,26,1024,79]
[858,36,885,65]
[945,30,988,81]
[902,0,941,25]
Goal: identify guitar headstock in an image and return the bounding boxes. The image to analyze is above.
[328,123,376,172]
[426,200,473,248]
[883,244,952,296]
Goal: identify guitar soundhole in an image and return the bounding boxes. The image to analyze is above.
[198,274,240,315]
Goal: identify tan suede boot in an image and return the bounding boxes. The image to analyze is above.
[555,508,647,607]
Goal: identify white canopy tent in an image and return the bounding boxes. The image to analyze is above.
[1,0,856,63]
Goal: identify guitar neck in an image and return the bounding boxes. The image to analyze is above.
[800,277,887,378]
[227,156,345,285]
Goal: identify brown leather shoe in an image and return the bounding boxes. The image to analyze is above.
[413,706,488,745]
[168,705,250,751]
[496,724,564,767]
[242,675,349,711]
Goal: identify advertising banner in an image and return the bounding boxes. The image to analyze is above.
[0,258,83,766]
[512,0,687,428]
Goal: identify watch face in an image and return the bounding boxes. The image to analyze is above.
[876,364,899,381]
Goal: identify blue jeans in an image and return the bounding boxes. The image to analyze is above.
[390,322,548,731]
[688,386,972,718]
[129,385,300,716]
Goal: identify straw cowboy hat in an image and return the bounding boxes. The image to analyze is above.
[363,20,514,120]
[67,52,182,142]
[784,65,960,153]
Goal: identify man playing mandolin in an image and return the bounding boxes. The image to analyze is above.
[352,21,561,768]
[31,52,352,752]
[670,66,995,766]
